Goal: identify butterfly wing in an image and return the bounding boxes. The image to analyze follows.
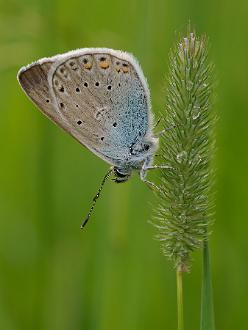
[18,60,71,133]
[18,48,153,166]
[18,58,92,144]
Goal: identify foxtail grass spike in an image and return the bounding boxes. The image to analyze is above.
[153,29,215,272]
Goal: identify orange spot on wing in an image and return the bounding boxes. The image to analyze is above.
[84,63,92,70]
[99,60,110,69]
[122,63,129,73]
[122,67,129,73]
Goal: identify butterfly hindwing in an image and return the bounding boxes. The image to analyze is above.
[50,49,151,164]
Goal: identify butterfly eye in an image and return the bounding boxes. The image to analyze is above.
[95,82,99,87]
[76,87,80,92]
[77,120,82,125]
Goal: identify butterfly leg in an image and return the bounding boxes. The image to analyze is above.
[144,164,172,170]
[140,157,162,192]
[154,117,162,129]
[140,172,161,192]
[155,124,177,137]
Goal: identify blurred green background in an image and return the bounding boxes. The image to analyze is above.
[1,0,248,329]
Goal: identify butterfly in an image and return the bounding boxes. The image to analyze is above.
[17,48,168,227]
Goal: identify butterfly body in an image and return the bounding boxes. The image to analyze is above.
[18,48,159,185]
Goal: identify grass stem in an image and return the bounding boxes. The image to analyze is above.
[177,268,184,330]
[200,240,215,330]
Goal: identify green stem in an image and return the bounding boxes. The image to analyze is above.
[177,269,184,330]
[200,240,215,330]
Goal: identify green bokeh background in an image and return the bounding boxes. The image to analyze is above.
[1,0,248,329]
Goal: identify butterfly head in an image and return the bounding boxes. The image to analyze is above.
[113,167,132,183]
[113,136,158,183]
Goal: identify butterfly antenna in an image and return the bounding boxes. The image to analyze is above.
[81,168,113,229]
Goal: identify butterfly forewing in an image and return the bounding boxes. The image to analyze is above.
[18,60,83,137]
[18,49,151,166]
